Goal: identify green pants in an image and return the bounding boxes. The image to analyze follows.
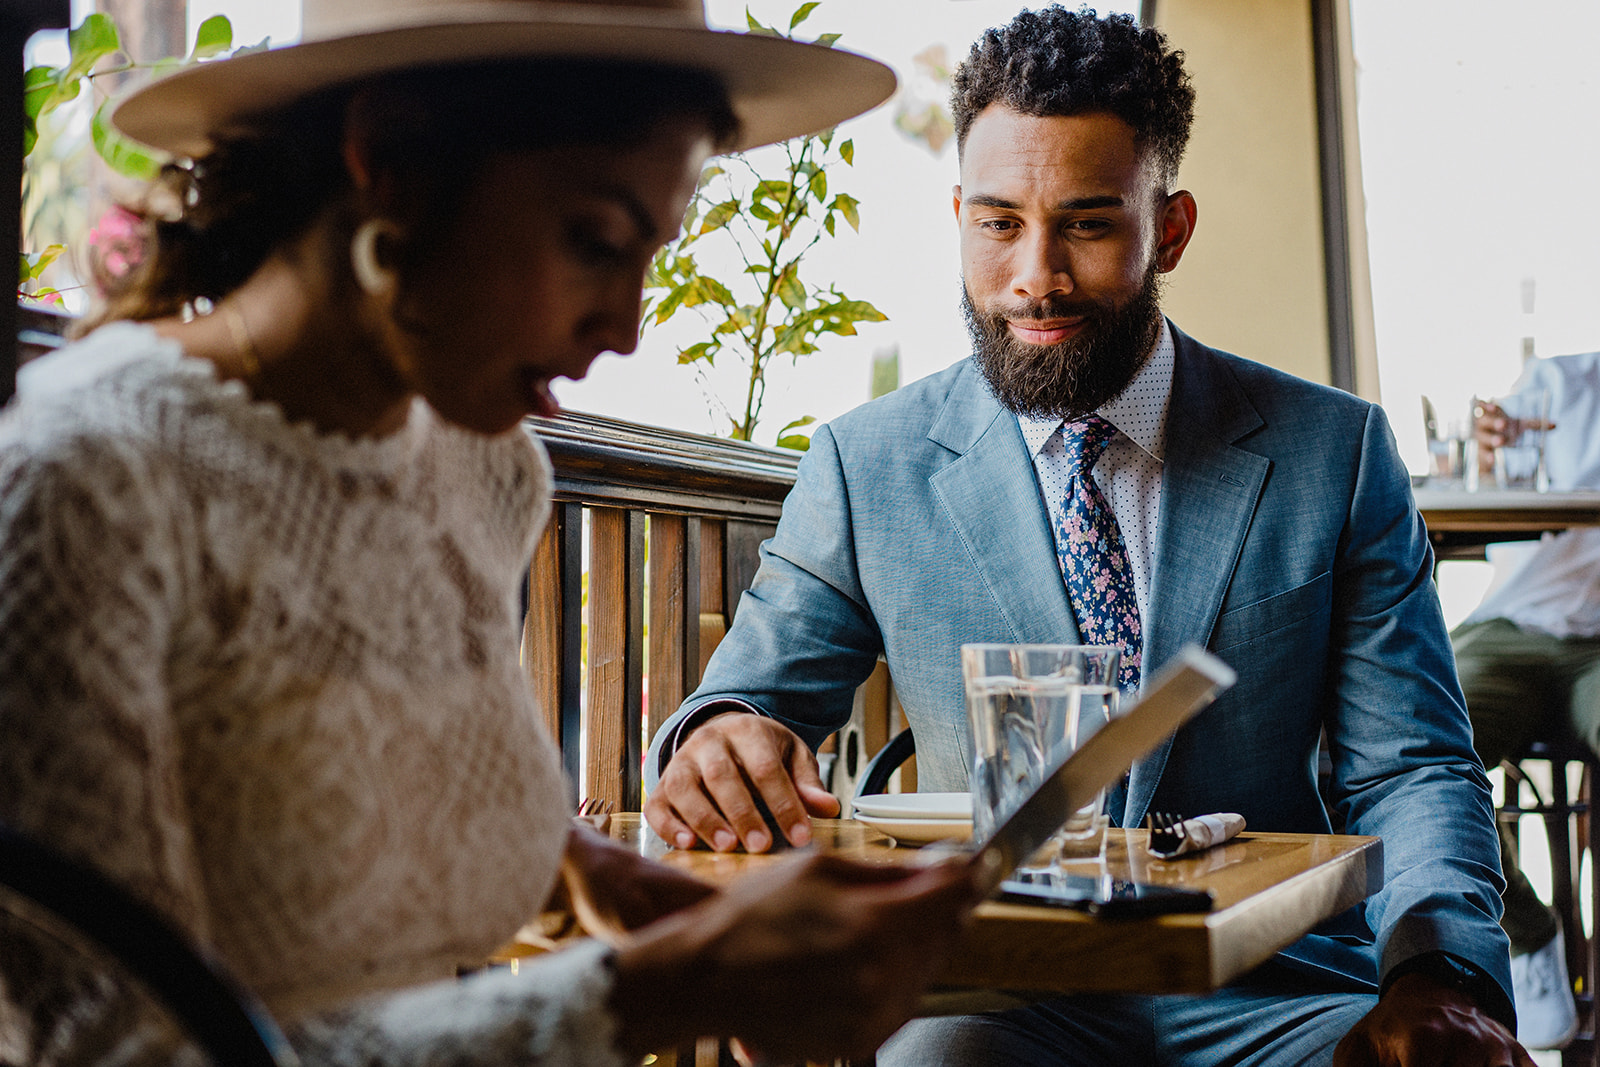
[1452,617,1600,954]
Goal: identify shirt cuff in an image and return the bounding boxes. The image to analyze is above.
[658,699,768,775]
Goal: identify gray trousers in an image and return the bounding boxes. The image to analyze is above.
[1452,616,1600,954]
[878,963,1375,1066]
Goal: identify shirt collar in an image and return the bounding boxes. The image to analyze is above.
[1017,317,1175,462]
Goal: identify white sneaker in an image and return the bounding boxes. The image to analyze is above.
[1511,929,1579,1050]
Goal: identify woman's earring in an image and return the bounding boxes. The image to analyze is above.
[350,218,402,298]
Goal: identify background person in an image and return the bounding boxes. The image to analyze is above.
[1452,350,1600,1050]
[0,1,980,1064]
[646,7,1526,1065]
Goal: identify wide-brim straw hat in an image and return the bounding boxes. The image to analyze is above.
[112,0,897,158]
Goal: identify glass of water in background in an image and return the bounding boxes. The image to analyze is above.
[1491,387,1552,491]
[962,643,1120,863]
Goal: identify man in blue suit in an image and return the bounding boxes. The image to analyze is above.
[645,8,1525,1064]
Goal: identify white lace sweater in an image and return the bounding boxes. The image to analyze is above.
[0,323,627,1066]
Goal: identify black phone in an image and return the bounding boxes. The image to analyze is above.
[996,870,1213,919]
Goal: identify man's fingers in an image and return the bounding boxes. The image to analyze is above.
[789,747,843,822]
[644,785,722,851]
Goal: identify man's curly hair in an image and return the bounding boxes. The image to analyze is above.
[951,5,1195,185]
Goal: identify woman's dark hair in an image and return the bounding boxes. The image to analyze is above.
[88,59,739,328]
[949,5,1194,185]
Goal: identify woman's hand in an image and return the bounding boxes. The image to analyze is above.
[559,822,717,942]
[608,850,981,1062]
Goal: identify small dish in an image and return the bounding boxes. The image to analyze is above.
[851,791,972,821]
[853,812,973,845]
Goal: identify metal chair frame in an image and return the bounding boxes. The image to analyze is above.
[1500,738,1600,1067]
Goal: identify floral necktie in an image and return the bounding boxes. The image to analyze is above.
[1056,416,1143,692]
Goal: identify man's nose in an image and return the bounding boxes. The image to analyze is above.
[1012,232,1074,301]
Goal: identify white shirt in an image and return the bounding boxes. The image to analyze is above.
[1018,318,1175,642]
[1467,350,1600,638]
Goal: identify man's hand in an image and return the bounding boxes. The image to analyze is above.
[645,711,840,852]
[1472,398,1556,475]
[1333,973,1534,1067]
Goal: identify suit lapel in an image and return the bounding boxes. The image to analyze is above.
[928,364,1081,645]
[1121,326,1270,826]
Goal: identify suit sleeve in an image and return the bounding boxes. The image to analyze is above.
[1323,403,1515,1026]
[646,424,886,783]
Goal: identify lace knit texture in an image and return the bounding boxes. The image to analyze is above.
[0,324,627,1066]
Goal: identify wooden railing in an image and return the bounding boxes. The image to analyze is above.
[521,411,799,813]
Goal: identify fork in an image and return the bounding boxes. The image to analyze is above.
[1147,811,1187,858]
[575,797,615,832]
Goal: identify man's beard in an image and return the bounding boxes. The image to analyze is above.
[963,265,1164,420]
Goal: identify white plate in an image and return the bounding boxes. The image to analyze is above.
[852,792,972,821]
[854,812,973,845]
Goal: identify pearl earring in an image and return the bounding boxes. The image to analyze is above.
[350,218,401,297]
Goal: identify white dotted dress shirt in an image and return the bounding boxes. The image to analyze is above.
[1018,319,1176,667]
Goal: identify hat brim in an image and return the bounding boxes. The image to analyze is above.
[111,19,898,158]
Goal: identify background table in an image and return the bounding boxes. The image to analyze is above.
[599,814,1382,1001]
[1415,487,1600,560]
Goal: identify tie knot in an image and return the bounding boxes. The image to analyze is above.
[1061,416,1117,475]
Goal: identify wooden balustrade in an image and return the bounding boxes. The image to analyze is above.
[521,411,801,813]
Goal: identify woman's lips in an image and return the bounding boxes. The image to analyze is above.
[1008,318,1086,345]
[520,368,560,417]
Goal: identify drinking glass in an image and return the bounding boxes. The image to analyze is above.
[1013,645,1121,859]
[962,643,1120,863]
[1491,387,1551,491]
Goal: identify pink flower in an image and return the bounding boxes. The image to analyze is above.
[88,205,147,284]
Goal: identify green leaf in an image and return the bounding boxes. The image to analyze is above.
[699,198,740,235]
[823,214,836,237]
[64,13,121,83]
[192,15,233,59]
[831,193,860,232]
[808,169,828,203]
[813,32,842,48]
[776,433,813,452]
[749,201,779,224]
[91,99,162,180]
[789,2,822,30]
[694,276,736,307]
[651,282,692,325]
[775,265,805,310]
[839,139,854,165]
[745,10,779,36]
[754,179,792,204]
[23,67,56,121]
[678,340,717,365]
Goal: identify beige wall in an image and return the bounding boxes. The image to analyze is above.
[1149,0,1375,396]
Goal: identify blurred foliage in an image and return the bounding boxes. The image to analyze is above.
[640,3,886,450]
[19,13,264,304]
[892,45,954,156]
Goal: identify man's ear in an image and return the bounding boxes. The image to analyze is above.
[1154,190,1197,274]
[952,185,964,225]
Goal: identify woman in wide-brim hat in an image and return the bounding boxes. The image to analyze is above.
[0,2,978,1063]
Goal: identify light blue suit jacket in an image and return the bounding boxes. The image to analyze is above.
[648,323,1511,1010]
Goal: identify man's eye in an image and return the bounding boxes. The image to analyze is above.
[979,218,1018,233]
[1067,218,1113,235]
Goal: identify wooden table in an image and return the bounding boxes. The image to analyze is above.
[601,813,1382,1004]
[1415,487,1600,560]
